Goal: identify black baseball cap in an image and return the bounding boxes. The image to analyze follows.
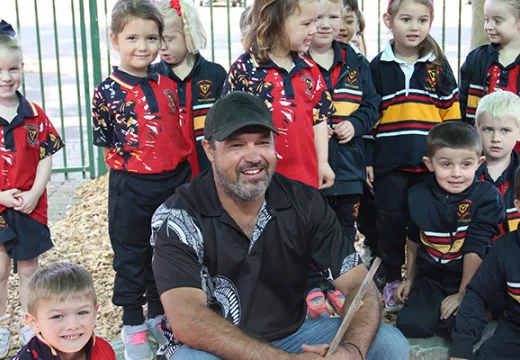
[204,91,279,141]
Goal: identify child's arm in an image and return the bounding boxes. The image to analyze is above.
[396,239,420,303]
[440,253,482,320]
[450,239,507,360]
[437,58,461,122]
[314,121,335,189]
[458,57,473,125]
[13,156,52,215]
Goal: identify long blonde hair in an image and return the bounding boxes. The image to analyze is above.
[157,0,207,54]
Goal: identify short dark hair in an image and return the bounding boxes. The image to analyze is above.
[426,122,482,158]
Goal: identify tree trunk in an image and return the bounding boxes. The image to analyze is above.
[471,0,488,50]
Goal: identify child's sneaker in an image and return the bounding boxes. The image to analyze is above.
[0,315,10,359]
[19,317,34,346]
[306,288,330,319]
[121,323,154,360]
[146,315,168,347]
[383,280,403,313]
[327,290,345,315]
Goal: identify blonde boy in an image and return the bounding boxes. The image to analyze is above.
[12,263,115,360]
[475,91,520,240]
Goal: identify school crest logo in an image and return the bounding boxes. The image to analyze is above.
[457,199,473,219]
[163,89,177,112]
[426,69,437,88]
[346,70,358,85]
[301,74,315,95]
[24,123,39,146]
[197,80,213,99]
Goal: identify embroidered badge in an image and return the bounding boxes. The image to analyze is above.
[25,123,39,146]
[426,68,437,88]
[197,80,213,99]
[163,89,177,112]
[346,70,358,85]
[301,74,315,95]
[457,199,473,219]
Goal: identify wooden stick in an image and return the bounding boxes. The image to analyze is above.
[321,257,382,358]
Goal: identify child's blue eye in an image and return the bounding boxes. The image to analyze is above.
[127,36,136,41]
[463,162,472,167]
[78,311,90,316]
[51,315,63,320]
[442,162,450,167]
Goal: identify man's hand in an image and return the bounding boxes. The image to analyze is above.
[301,344,359,359]
[365,166,374,190]
[13,190,40,214]
[0,189,22,208]
[396,279,412,303]
[441,292,464,320]
[318,162,335,190]
[334,121,355,144]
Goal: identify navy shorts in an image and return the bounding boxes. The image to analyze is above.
[0,208,53,264]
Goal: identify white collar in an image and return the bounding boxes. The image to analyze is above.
[380,42,436,64]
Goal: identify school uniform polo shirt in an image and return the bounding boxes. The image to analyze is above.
[152,170,360,342]
[13,334,116,360]
[0,92,64,225]
[92,67,190,174]
[223,52,334,188]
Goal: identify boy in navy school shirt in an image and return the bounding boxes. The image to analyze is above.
[450,166,520,360]
[395,122,505,339]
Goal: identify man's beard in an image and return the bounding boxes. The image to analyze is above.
[214,157,275,202]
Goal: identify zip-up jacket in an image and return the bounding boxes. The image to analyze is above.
[319,42,380,196]
[451,230,520,359]
[476,151,520,240]
[408,175,504,280]
[367,44,461,176]
[459,44,520,125]
[152,54,226,176]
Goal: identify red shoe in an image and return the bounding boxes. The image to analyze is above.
[306,288,331,319]
[327,290,345,314]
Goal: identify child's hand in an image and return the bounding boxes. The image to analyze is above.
[318,162,335,190]
[365,166,374,190]
[440,292,464,320]
[13,190,40,214]
[0,189,22,208]
[396,279,412,303]
[327,126,334,141]
[334,121,355,144]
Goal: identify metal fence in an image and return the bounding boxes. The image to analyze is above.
[6,0,471,178]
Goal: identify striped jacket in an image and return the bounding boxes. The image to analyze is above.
[368,43,461,176]
[476,150,520,241]
[460,44,520,125]
[152,55,227,176]
[318,42,380,196]
[451,230,520,358]
[408,175,504,280]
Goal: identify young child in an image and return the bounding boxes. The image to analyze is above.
[92,1,191,358]
[475,91,520,240]
[0,23,64,356]
[336,4,358,44]
[152,0,226,177]
[369,0,461,312]
[350,9,367,55]
[305,0,379,317]
[450,169,520,359]
[459,0,520,127]
[396,122,505,339]
[12,263,116,360]
[223,0,335,190]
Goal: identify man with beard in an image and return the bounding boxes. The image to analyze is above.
[151,92,409,360]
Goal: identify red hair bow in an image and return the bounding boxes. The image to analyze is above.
[170,0,182,16]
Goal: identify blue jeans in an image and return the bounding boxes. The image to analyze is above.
[171,319,409,359]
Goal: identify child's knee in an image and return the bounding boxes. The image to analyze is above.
[396,309,436,338]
